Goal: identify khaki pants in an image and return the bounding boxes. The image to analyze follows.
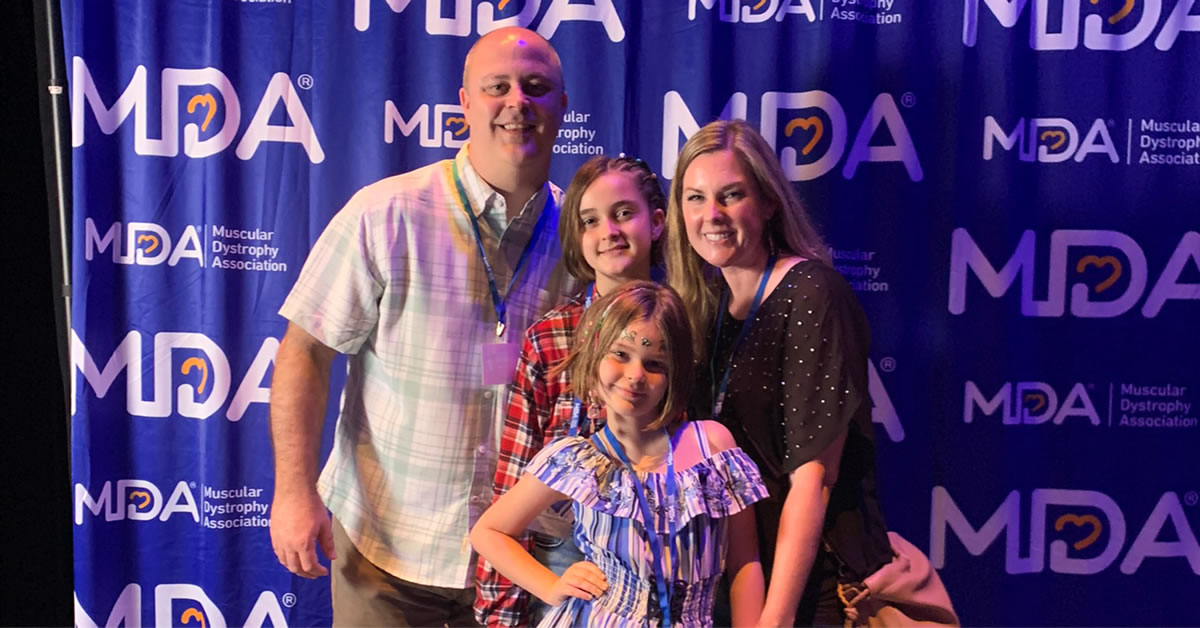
[331,518,478,627]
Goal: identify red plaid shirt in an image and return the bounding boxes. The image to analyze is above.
[474,293,604,627]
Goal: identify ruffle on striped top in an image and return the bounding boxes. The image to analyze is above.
[524,424,769,627]
[529,435,768,533]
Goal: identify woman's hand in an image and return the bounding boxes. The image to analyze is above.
[543,560,609,606]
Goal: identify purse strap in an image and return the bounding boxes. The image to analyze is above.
[836,581,870,628]
[825,539,874,628]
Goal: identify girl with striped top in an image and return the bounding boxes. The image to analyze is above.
[476,155,670,627]
[471,282,769,627]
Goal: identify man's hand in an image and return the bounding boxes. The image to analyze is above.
[270,488,337,578]
[269,323,338,578]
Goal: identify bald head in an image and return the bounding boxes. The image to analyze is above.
[462,27,563,90]
[458,25,567,190]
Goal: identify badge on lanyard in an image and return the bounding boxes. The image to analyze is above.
[481,342,522,387]
[448,160,551,387]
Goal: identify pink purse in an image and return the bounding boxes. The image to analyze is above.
[835,532,960,627]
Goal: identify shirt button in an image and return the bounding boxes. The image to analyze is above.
[477,445,488,455]
[483,391,494,400]
[471,495,483,504]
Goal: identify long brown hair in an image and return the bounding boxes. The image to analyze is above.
[664,119,830,360]
[558,155,667,282]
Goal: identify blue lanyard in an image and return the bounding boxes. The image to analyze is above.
[710,253,777,418]
[450,160,552,338]
[594,425,678,627]
[568,283,596,437]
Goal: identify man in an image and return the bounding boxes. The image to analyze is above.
[268,27,572,626]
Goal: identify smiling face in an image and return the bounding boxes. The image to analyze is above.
[459,29,566,172]
[680,149,772,271]
[578,172,665,294]
[595,318,669,427]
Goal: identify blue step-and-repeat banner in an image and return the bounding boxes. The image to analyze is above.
[66,1,1199,626]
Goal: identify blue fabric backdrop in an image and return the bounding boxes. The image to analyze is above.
[66,1,1199,625]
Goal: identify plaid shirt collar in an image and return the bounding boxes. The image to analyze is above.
[454,143,550,224]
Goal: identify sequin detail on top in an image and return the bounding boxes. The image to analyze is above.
[708,261,858,470]
[525,423,768,627]
[702,259,892,588]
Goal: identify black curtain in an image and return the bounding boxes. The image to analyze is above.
[0,1,73,625]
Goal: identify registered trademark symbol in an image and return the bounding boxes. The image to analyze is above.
[1185,491,1198,507]
[900,92,916,108]
[282,593,297,608]
[1107,119,1115,126]
[189,482,197,488]
[297,74,314,90]
[879,357,897,372]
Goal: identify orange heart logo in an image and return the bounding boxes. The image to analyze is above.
[136,234,160,254]
[1055,513,1103,550]
[186,94,218,133]
[1090,0,1135,25]
[445,116,468,137]
[1075,255,1122,293]
[1023,392,1047,414]
[181,357,210,395]
[181,608,206,628]
[785,117,824,156]
[129,490,152,510]
[1039,130,1067,151]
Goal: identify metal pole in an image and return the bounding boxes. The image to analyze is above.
[30,2,75,618]
[32,0,72,425]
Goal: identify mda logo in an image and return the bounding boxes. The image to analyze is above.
[963,0,1199,51]
[384,102,467,148]
[353,0,626,41]
[931,486,1200,575]
[71,329,278,420]
[686,0,819,23]
[963,380,1101,425]
[662,90,922,182]
[72,57,323,163]
[983,116,1119,163]
[74,479,199,525]
[75,583,290,628]
[85,219,204,268]
[948,229,1200,318]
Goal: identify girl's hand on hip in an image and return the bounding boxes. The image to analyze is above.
[545,560,608,606]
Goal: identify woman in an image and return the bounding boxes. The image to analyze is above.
[665,120,892,626]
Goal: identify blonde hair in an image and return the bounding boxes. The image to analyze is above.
[553,282,693,430]
[558,156,666,282]
[665,119,830,360]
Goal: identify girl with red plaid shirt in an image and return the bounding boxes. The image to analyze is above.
[474,156,670,627]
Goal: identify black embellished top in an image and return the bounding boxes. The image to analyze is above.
[698,260,892,602]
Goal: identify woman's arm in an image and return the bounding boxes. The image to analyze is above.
[758,431,846,627]
[727,508,765,627]
[470,474,608,606]
[701,420,766,626]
